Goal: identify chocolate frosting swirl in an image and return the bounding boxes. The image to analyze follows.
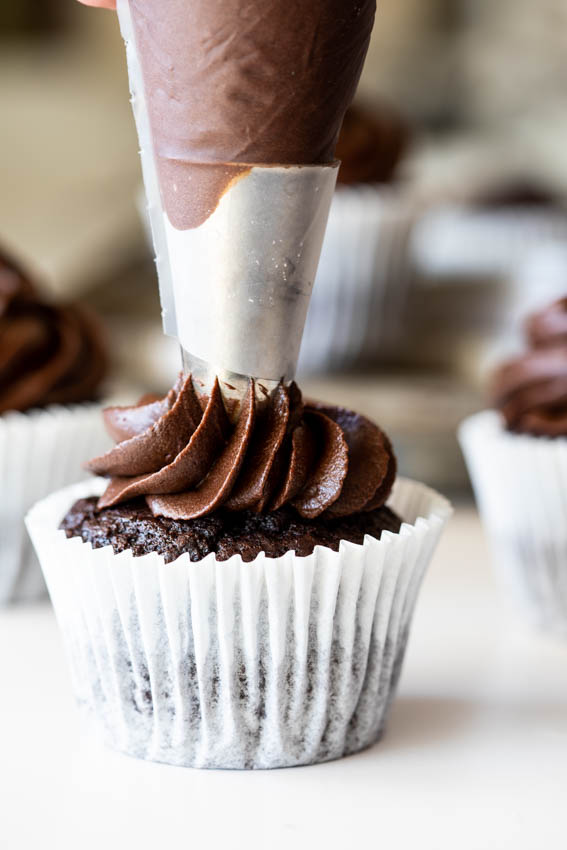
[87,373,396,520]
[0,251,107,414]
[490,297,567,437]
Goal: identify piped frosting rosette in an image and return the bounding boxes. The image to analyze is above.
[0,252,106,414]
[489,297,567,437]
[86,374,397,521]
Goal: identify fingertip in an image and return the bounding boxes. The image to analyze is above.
[77,0,117,9]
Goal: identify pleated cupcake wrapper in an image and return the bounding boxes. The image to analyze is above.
[459,411,567,635]
[26,476,450,769]
[0,405,110,604]
[293,184,417,374]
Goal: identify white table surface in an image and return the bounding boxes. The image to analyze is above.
[1,506,566,850]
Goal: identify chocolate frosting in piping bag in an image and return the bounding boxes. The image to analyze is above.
[127,0,376,229]
[490,297,567,437]
[87,374,396,521]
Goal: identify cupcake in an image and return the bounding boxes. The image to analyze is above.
[299,102,416,373]
[0,248,109,602]
[27,373,451,768]
[459,296,567,633]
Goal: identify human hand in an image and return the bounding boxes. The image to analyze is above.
[77,1,116,8]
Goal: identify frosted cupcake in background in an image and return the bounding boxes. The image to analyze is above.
[27,374,450,769]
[299,102,416,373]
[0,249,110,603]
[459,296,567,634]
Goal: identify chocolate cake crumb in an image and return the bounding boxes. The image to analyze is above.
[60,497,402,563]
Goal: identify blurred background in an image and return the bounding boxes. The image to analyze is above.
[2,0,567,494]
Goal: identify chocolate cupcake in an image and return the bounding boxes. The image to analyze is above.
[26,0,450,771]
[27,373,450,768]
[459,297,567,633]
[0,249,109,603]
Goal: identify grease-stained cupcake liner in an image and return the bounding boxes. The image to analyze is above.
[459,411,567,634]
[26,476,450,769]
[0,404,110,604]
[296,185,417,374]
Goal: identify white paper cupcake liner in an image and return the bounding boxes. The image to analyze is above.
[0,404,110,604]
[291,185,418,374]
[26,476,450,769]
[459,411,567,634]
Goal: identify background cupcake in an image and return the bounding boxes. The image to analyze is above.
[459,296,567,633]
[298,102,417,373]
[27,375,451,769]
[0,248,110,603]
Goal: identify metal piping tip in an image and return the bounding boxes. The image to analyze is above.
[170,163,338,391]
[181,348,283,420]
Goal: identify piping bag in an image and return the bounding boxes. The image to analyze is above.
[117,0,375,412]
